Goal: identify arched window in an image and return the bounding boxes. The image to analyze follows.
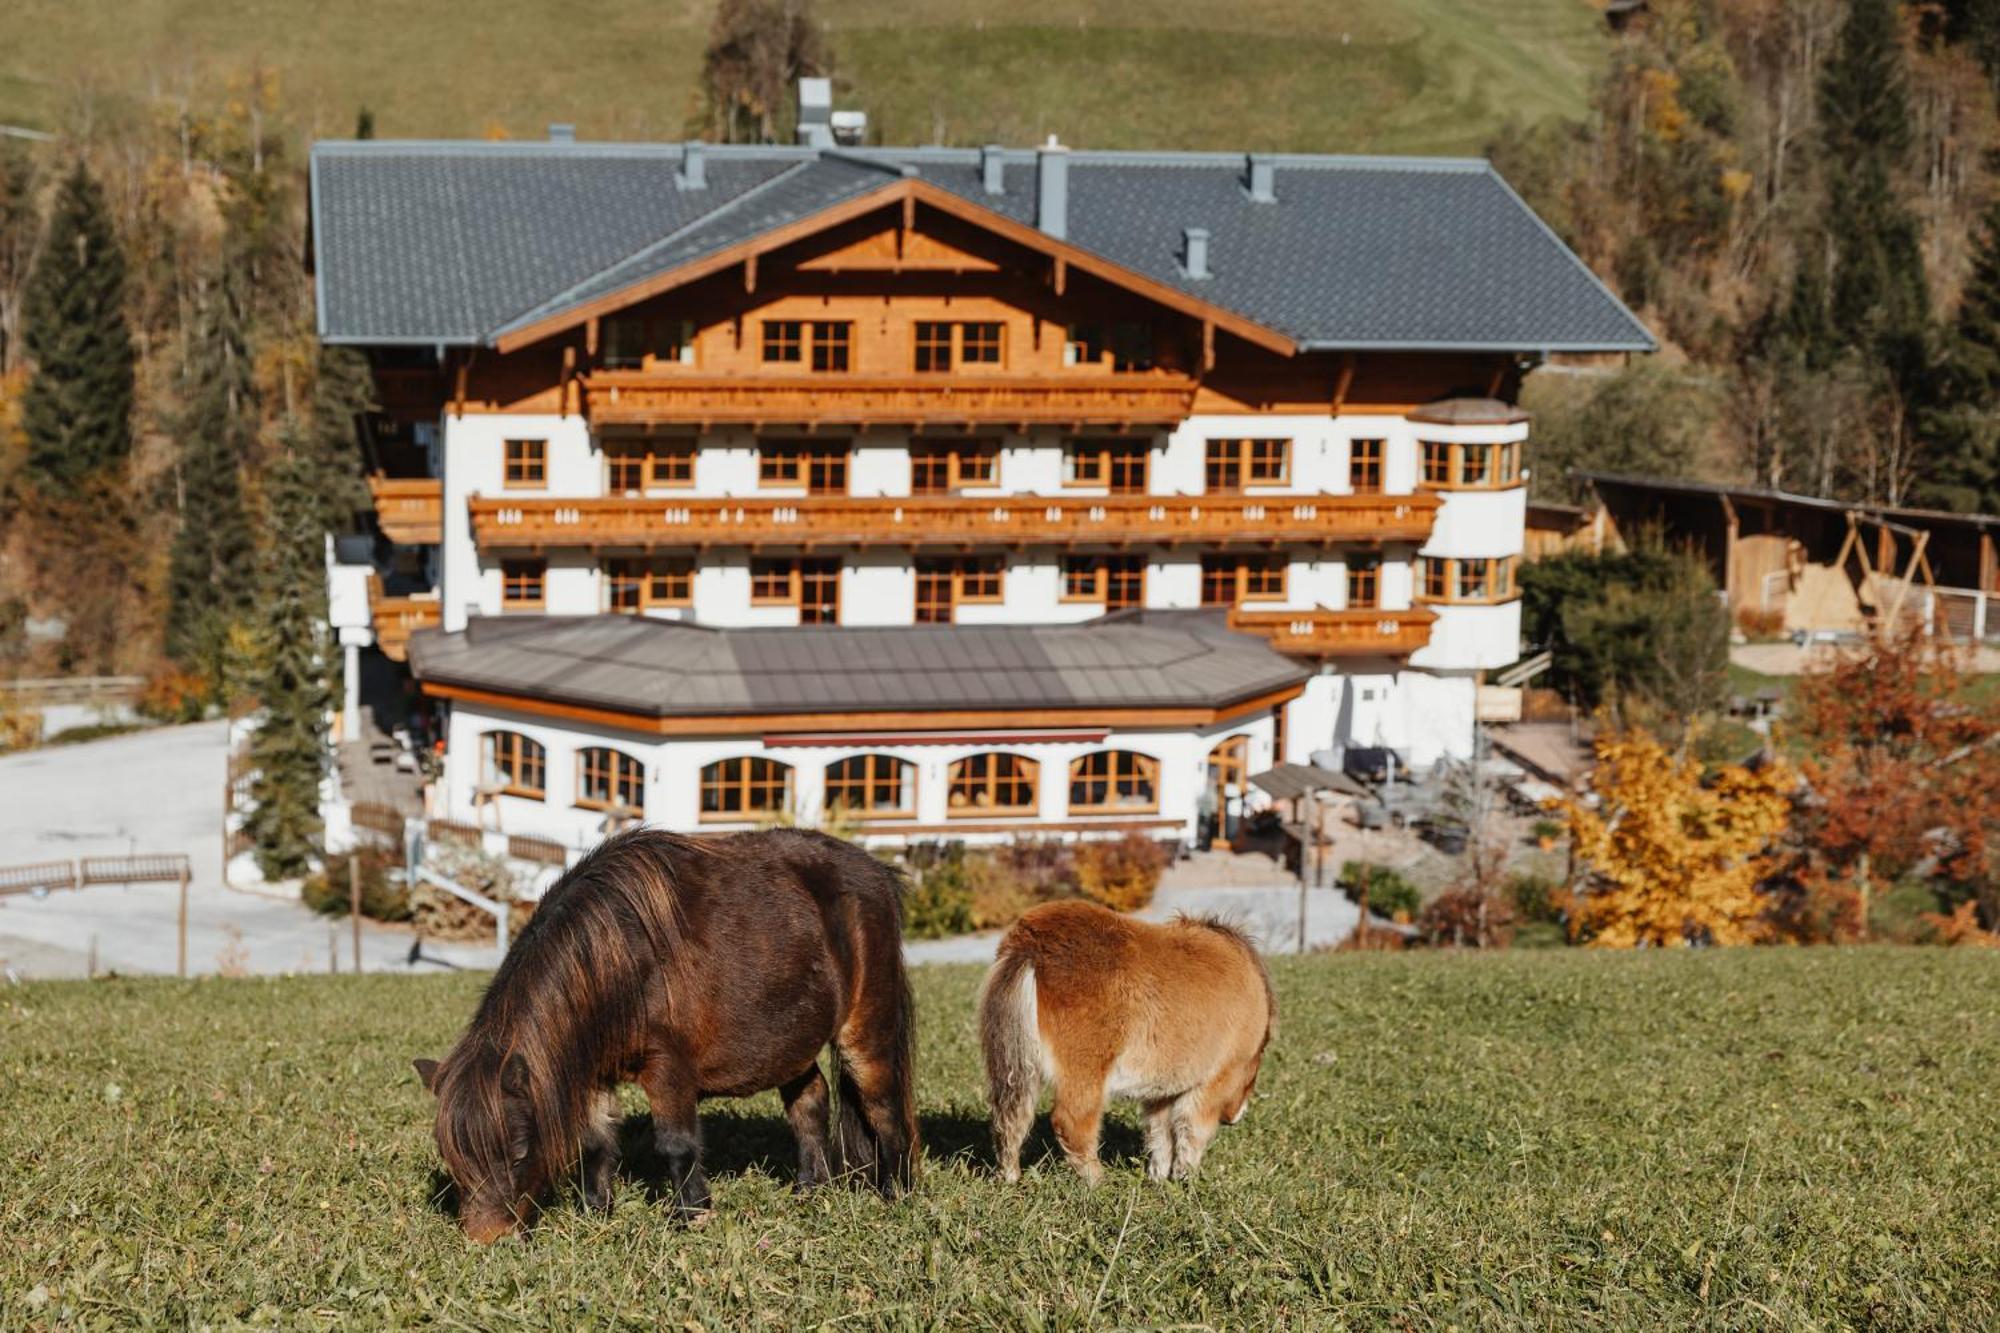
[1069,750,1160,814]
[482,731,547,800]
[946,753,1039,817]
[699,757,793,821]
[824,754,915,820]
[577,747,645,814]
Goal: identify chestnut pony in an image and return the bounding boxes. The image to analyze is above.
[979,900,1275,1183]
[413,828,917,1242]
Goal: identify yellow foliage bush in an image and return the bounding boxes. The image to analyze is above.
[1563,727,1793,947]
[1073,833,1169,913]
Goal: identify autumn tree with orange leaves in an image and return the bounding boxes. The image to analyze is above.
[1787,627,2000,937]
[1563,728,1795,948]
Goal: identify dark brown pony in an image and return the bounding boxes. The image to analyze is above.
[413,827,917,1242]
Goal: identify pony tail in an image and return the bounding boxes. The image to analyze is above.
[977,944,1043,1182]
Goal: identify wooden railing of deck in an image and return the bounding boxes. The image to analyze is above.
[1226,606,1438,657]
[581,372,1200,427]
[368,475,444,546]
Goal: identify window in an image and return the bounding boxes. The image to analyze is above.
[482,731,546,800]
[604,557,692,612]
[1207,735,1248,808]
[604,439,695,493]
[576,747,644,814]
[947,753,1039,816]
[501,559,546,609]
[811,320,851,372]
[1062,554,1144,609]
[1418,440,1524,489]
[1346,557,1380,609]
[1460,443,1491,487]
[700,757,793,821]
[1422,441,1453,488]
[762,320,803,364]
[751,557,841,623]
[504,439,546,488]
[1065,322,1154,372]
[759,440,849,493]
[1418,556,1520,604]
[1068,750,1160,814]
[913,321,1005,373]
[602,316,693,370]
[1199,553,1287,606]
[1063,439,1149,493]
[914,555,1005,623]
[824,754,915,819]
[910,439,999,494]
[1204,438,1289,491]
[1350,439,1384,494]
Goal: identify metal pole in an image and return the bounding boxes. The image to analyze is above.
[177,868,189,979]
[349,855,363,974]
[329,925,338,974]
[1297,790,1312,954]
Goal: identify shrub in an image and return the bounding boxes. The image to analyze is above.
[1338,861,1422,922]
[991,838,1077,900]
[138,666,211,722]
[413,842,523,940]
[1074,833,1169,912]
[1529,817,1564,847]
[1505,871,1565,925]
[301,847,411,922]
[1417,889,1515,948]
[964,854,1039,930]
[1735,605,1785,639]
[902,857,975,939]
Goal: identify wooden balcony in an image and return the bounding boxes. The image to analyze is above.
[368,575,441,663]
[1227,606,1438,657]
[468,491,1440,551]
[581,372,1199,428]
[369,475,443,546]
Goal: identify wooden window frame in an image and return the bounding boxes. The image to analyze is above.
[751,557,840,622]
[1349,439,1385,494]
[810,320,852,373]
[503,438,547,489]
[699,756,793,822]
[575,746,645,814]
[912,321,1005,373]
[1418,440,1525,491]
[604,556,693,613]
[1204,438,1290,492]
[1067,749,1161,815]
[1346,556,1380,610]
[946,752,1040,818]
[758,440,850,493]
[604,438,696,494]
[761,319,804,364]
[601,315,694,371]
[1199,553,1288,606]
[1417,555,1521,605]
[823,753,917,821]
[914,555,1005,623]
[910,439,999,494]
[482,730,547,801]
[500,558,546,610]
[1063,439,1149,493]
[959,321,1004,366]
[1061,554,1145,609]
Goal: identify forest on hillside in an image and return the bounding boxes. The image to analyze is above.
[1,0,1998,698]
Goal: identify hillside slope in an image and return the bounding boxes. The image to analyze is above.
[0,0,1607,153]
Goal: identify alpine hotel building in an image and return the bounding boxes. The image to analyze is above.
[309,125,1650,851]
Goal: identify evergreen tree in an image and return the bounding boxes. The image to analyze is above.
[164,271,258,686]
[0,141,37,375]
[244,433,331,879]
[1916,200,2000,513]
[19,160,135,491]
[306,344,376,530]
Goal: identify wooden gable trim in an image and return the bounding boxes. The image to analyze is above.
[491,177,1299,357]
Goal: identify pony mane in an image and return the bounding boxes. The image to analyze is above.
[434,829,703,1198]
[1177,914,1279,1050]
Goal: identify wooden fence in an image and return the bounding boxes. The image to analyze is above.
[506,834,567,867]
[351,802,408,842]
[0,860,78,896]
[0,853,193,976]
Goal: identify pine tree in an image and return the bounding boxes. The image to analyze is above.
[245,434,331,879]
[19,160,135,491]
[305,344,376,530]
[1916,200,2000,513]
[0,141,37,375]
[164,271,259,687]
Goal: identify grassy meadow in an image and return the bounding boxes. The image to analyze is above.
[0,0,1605,154]
[5,948,1998,1327]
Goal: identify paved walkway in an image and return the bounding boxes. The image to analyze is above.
[1731,640,2000,675]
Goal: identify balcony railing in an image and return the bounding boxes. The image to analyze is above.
[1227,606,1437,657]
[582,372,1200,427]
[368,575,441,663]
[368,475,444,546]
[468,491,1440,551]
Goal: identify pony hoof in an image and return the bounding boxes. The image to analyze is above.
[998,1167,1020,1184]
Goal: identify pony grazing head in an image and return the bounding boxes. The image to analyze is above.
[413,1046,549,1243]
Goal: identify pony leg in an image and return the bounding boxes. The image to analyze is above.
[833,1048,915,1197]
[1142,1098,1176,1182]
[1168,1090,1221,1181]
[1049,1068,1108,1185]
[639,1060,711,1218]
[580,1088,621,1212]
[780,1063,834,1192]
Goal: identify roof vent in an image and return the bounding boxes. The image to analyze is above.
[829,109,867,146]
[1037,135,1069,240]
[1247,153,1276,203]
[547,123,576,144]
[1183,227,1211,280]
[981,144,1006,195]
[796,76,834,148]
[678,141,707,191]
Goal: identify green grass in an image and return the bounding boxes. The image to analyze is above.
[0,0,1605,154]
[7,949,1999,1326]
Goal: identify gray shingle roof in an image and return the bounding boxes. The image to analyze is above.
[405,610,1310,723]
[311,141,1652,353]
